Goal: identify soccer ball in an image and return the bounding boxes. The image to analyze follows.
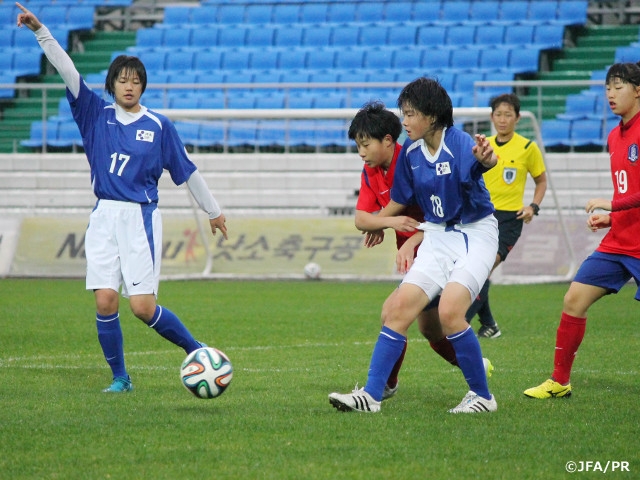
[180,347,233,399]
[304,262,321,279]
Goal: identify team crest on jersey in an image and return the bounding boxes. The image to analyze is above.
[503,167,517,184]
[136,130,154,142]
[628,144,638,163]
[436,162,451,175]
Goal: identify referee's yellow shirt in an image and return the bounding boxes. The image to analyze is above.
[483,132,546,211]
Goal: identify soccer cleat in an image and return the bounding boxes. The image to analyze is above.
[524,379,572,399]
[382,382,399,401]
[477,324,501,338]
[102,375,133,393]
[329,387,381,413]
[197,341,208,348]
[448,390,497,413]
[483,357,494,378]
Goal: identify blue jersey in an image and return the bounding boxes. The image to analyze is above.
[391,127,494,225]
[68,80,196,204]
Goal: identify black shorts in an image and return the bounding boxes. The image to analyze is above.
[494,210,524,262]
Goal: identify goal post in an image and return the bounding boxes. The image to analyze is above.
[159,107,578,284]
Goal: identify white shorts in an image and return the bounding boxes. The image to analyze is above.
[402,215,498,302]
[85,200,162,298]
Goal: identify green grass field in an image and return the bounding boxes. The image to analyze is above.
[0,279,638,479]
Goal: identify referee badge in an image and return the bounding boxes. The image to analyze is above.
[628,144,638,163]
[503,167,517,184]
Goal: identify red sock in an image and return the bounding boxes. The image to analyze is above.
[552,312,587,385]
[430,337,458,367]
[386,341,407,388]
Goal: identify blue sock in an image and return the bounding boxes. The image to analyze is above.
[448,327,491,399]
[96,313,127,379]
[364,326,407,402]
[148,305,200,354]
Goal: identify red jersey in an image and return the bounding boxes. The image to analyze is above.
[599,111,640,258]
[356,143,424,250]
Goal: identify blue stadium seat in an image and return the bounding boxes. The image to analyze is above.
[393,49,423,69]
[245,4,273,24]
[570,119,603,147]
[221,50,251,71]
[246,26,276,47]
[255,93,286,109]
[163,28,191,49]
[272,4,300,24]
[533,24,565,49]
[423,48,451,70]
[307,49,337,70]
[278,50,308,70]
[37,5,68,27]
[504,24,534,46]
[256,120,287,148]
[363,46,395,70]
[449,48,481,70]
[468,1,500,23]
[250,49,280,71]
[216,4,246,24]
[13,26,40,50]
[479,47,511,71]
[227,120,258,148]
[171,94,202,111]
[194,50,223,71]
[387,24,418,46]
[413,2,443,23]
[138,50,166,71]
[0,5,17,27]
[384,2,414,23]
[0,50,13,71]
[167,72,197,96]
[437,1,470,24]
[66,6,94,30]
[20,120,59,149]
[309,71,340,93]
[165,50,195,72]
[615,44,640,63]
[557,93,599,120]
[432,71,456,91]
[334,49,365,70]
[527,1,558,23]
[327,4,357,23]
[300,3,329,24]
[302,25,333,47]
[481,71,514,96]
[356,2,385,23]
[11,49,42,76]
[136,28,163,49]
[541,119,571,148]
[48,120,82,149]
[227,93,257,109]
[274,26,305,47]
[557,1,588,25]
[315,119,348,148]
[417,25,447,46]
[192,27,219,47]
[454,71,484,93]
[198,95,226,109]
[0,29,14,48]
[508,47,540,72]
[359,25,389,47]
[446,25,476,46]
[174,121,201,146]
[53,97,73,121]
[194,122,225,149]
[163,6,192,25]
[499,1,529,22]
[191,6,218,25]
[0,74,16,99]
[196,71,225,90]
[331,25,360,47]
[219,27,248,48]
[475,24,505,46]
[287,92,314,109]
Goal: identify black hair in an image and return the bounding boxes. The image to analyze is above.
[104,55,147,98]
[348,101,402,142]
[397,77,454,129]
[605,62,640,87]
[489,93,521,116]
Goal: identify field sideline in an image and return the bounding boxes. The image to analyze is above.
[0,278,637,479]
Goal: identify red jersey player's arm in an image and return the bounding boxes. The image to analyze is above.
[612,191,640,211]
